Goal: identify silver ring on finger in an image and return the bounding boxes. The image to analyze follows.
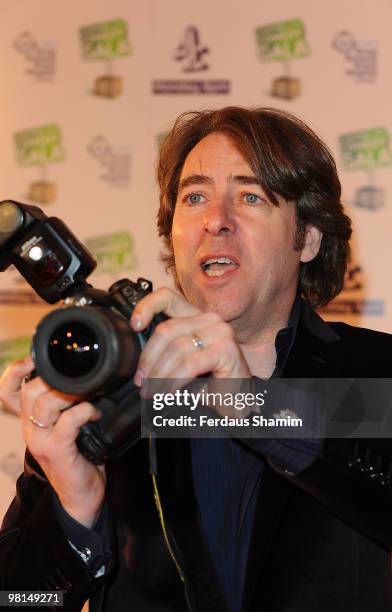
[191,334,204,350]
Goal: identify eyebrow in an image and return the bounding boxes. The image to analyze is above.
[232,175,263,185]
[177,174,262,192]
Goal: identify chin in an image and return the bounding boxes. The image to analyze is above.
[199,297,243,322]
[181,279,244,319]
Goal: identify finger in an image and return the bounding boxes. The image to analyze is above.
[27,402,101,465]
[20,377,78,422]
[31,391,78,429]
[20,377,52,421]
[136,313,220,382]
[50,402,101,449]
[165,339,249,382]
[144,318,230,380]
[0,357,35,396]
[139,323,236,399]
[130,287,200,332]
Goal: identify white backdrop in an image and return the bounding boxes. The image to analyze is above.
[1,0,391,522]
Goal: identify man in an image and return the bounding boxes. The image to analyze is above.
[1,106,392,611]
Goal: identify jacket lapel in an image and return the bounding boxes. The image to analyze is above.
[284,301,342,378]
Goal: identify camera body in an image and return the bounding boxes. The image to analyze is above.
[0,200,164,463]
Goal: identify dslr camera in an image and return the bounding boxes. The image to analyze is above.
[0,200,166,464]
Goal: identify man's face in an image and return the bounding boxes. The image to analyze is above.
[172,132,318,338]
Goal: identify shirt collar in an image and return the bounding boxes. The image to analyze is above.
[271,295,301,378]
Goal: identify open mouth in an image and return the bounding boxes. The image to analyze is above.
[201,257,239,277]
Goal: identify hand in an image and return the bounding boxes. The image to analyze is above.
[0,359,105,528]
[130,287,251,395]
[0,356,35,416]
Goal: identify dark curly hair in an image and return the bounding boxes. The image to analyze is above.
[157,106,352,307]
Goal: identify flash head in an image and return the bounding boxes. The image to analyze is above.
[0,201,25,247]
[0,200,96,303]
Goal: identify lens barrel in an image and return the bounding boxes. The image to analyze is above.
[32,306,142,396]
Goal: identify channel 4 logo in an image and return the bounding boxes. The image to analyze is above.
[152,26,230,95]
[174,26,209,72]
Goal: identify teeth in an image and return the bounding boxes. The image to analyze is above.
[204,257,235,265]
[201,257,238,276]
[205,268,228,277]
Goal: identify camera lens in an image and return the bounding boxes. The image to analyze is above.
[34,305,142,396]
[48,322,101,377]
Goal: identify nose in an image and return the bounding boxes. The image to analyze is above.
[202,197,236,236]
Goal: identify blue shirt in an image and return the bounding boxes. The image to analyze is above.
[190,299,320,611]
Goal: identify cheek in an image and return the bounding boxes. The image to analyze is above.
[172,226,194,282]
[172,229,187,266]
[171,217,185,257]
[247,224,297,271]
[172,214,200,259]
[172,210,187,245]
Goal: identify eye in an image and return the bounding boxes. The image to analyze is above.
[243,192,262,205]
[184,192,206,205]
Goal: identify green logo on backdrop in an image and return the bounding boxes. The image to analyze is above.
[15,124,65,166]
[255,19,310,62]
[86,232,137,274]
[0,337,31,375]
[80,19,132,61]
[339,128,392,171]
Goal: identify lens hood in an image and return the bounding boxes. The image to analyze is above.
[32,305,142,397]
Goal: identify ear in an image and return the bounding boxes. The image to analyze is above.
[300,225,322,263]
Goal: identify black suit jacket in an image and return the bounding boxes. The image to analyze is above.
[1,303,392,612]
